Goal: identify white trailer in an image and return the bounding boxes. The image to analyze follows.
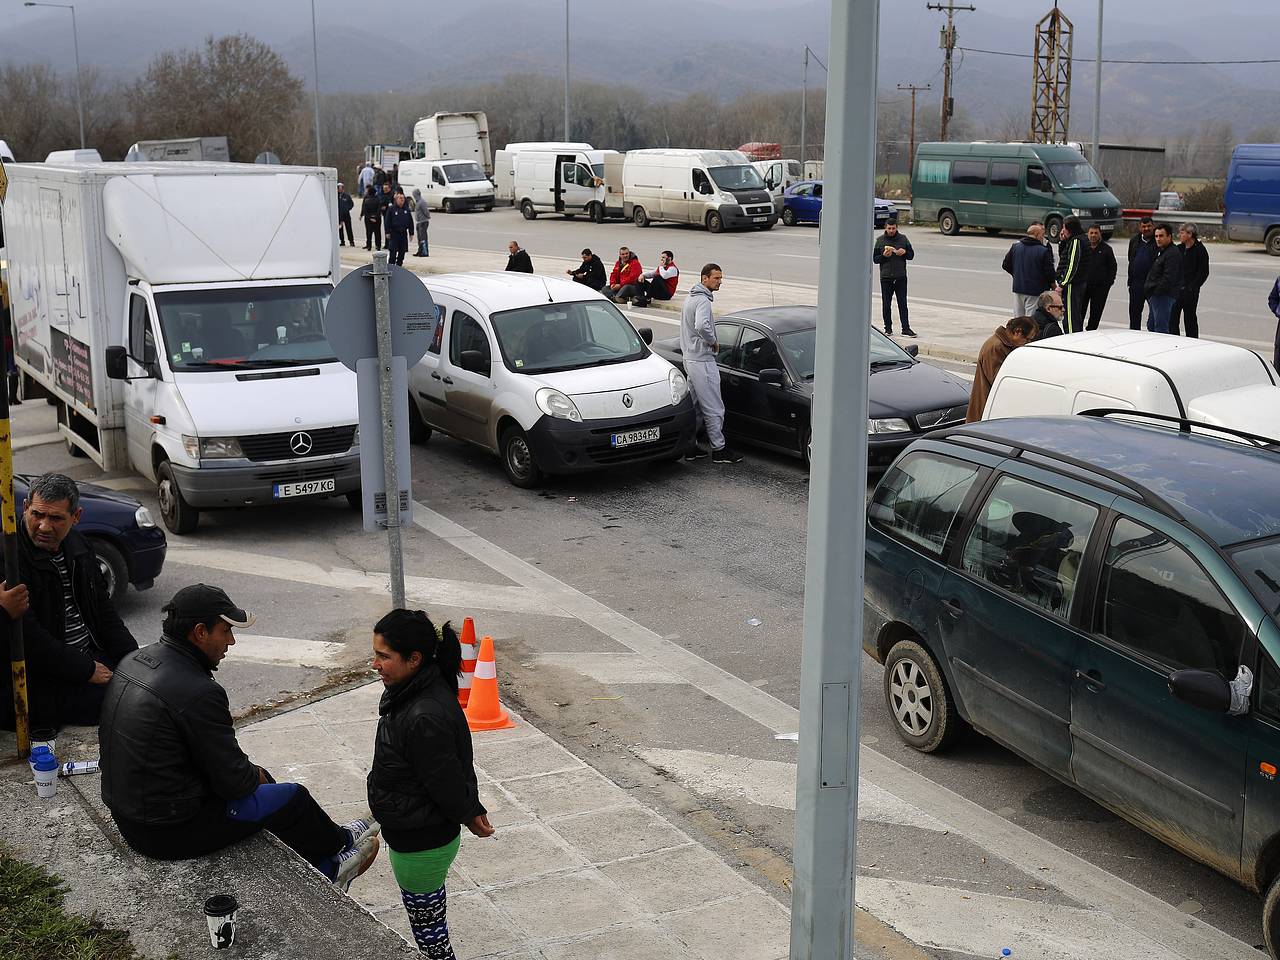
[412,112,492,176]
[125,137,231,162]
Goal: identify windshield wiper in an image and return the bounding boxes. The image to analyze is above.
[870,359,912,371]
[175,358,331,370]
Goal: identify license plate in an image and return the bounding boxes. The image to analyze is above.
[611,427,660,448]
[753,216,768,223]
[273,478,335,499]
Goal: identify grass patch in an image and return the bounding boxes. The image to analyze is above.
[0,846,142,960]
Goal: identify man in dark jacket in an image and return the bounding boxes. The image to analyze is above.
[1002,223,1055,317]
[337,183,354,247]
[1082,226,1118,331]
[567,248,606,290]
[1126,217,1158,330]
[873,220,916,337]
[506,241,533,273]
[378,180,395,218]
[1055,216,1086,333]
[1144,223,1183,334]
[1270,277,1280,370]
[1170,223,1210,338]
[0,474,137,734]
[384,191,414,267]
[1031,290,1064,341]
[361,187,382,251]
[99,584,380,888]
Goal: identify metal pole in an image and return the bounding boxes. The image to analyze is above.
[564,0,571,141]
[800,47,808,166]
[1091,0,1103,161]
[310,0,323,166]
[789,0,877,955]
[69,5,84,150]
[370,251,406,609]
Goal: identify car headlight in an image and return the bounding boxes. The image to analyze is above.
[198,437,245,458]
[669,368,688,405]
[868,418,911,434]
[182,434,200,460]
[535,387,582,421]
[134,505,157,529]
[1071,208,1086,216]
[719,192,735,204]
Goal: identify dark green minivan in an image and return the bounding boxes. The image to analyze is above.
[863,413,1280,956]
[911,142,1121,241]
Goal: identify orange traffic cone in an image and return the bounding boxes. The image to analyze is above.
[465,635,516,732]
[457,617,478,708]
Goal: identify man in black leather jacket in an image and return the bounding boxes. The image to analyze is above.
[99,584,379,889]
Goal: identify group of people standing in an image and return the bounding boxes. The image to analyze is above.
[342,163,432,266]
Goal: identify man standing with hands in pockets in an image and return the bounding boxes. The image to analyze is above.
[681,264,742,464]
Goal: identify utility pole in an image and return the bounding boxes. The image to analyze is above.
[801,47,808,166]
[1091,0,1104,162]
[310,0,322,165]
[897,83,931,173]
[926,1,975,142]
[564,0,571,141]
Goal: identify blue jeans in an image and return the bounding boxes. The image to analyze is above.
[1146,295,1176,334]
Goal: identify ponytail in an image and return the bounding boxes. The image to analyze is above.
[373,608,462,692]
[435,621,462,695]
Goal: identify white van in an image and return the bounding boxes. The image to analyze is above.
[623,149,777,232]
[494,141,594,204]
[514,149,621,221]
[983,330,1280,439]
[753,158,803,210]
[409,273,696,487]
[397,157,494,213]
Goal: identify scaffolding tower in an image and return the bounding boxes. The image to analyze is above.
[1030,5,1073,143]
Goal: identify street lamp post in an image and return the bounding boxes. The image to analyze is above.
[24,1,84,150]
[310,0,323,166]
[1091,0,1104,163]
[564,0,571,141]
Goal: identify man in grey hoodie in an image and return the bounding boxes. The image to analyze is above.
[411,189,431,257]
[680,264,742,464]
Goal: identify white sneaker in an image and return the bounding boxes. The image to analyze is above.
[333,834,380,892]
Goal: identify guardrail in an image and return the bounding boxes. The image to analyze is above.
[1122,209,1223,226]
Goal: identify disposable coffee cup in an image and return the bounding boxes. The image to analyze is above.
[204,894,237,949]
[31,752,58,799]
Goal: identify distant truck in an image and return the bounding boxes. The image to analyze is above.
[411,112,492,177]
[1088,143,1166,209]
[4,160,357,534]
[1224,144,1280,257]
[125,137,230,163]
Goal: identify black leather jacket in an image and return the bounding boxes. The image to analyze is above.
[367,663,485,852]
[99,636,258,826]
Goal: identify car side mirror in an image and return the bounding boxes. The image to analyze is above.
[1168,668,1232,713]
[459,349,490,376]
[758,367,786,386]
[904,344,919,358]
[105,345,129,380]
[637,327,653,345]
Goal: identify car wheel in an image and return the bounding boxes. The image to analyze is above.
[88,537,128,602]
[1264,871,1280,958]
[707,211,724,233]
[443,199,455,214]
[156,460,199,535]
[500,426,543,489]
[483,204,494,212]
[782,208,797,226]
[633,206,649,227]
[1267,227,1280,258]
[520,200,537,220]
[883,639,965,753]
[1045,216,1063,243]
[408,392,431,444]
[938,210,959,236]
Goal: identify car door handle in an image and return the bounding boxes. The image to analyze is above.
[1074,669,1107,691]
[431,372,442,380]
[940,598,964,618]
[441,376,454,385]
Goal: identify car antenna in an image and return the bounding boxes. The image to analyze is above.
[540,276,554,303]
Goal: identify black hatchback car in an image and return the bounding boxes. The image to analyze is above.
[863,413,1280,955]
[653,306,969,467]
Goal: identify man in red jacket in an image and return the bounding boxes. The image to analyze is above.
[604,247,643,303]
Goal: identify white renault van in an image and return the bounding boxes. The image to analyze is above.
[984,330,1280,439]
[410,273,696,487]
[514,148,621,221]
[397,157,494,213]
[623,149,777,232]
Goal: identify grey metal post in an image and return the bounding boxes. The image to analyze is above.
[69,4,84,149]
[789,0,878,956]
[310,0,323,166]
[370,251,406,609]
[800,47,808,165]
[1091,0,1103,162]
[564,0,571,141]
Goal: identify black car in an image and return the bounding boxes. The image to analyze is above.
[15,475,167,601]
[653,306,971,468]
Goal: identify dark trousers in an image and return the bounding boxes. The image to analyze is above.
[1127,285,1145,330]
[1082,284,1111,331]
[115,781,345,872]
[387,232,409,266]
[1146,294,1176,334]
[416,223,429,256]
[880,277,909,332]
[1170,288,1200,338]
[637,277,674,304]
[605,284,641,303]
[338,215,354,246]
[364,217,382,250]
[1061,282,1086,334]
[8,649,122,733]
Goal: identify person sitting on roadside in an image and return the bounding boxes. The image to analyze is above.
[1031,290,1064,341]
[604,246,643,303]
[505,241,533,273]
[99,584,381,891]
[567,248,606,290]
[966,316,1037,422]
[633,250,680,307]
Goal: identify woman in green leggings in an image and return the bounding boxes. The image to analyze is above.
[368,609,494,958]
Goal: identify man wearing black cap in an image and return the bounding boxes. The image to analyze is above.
[99,584,380,891]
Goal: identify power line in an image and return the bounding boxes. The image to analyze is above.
[959,46,1280,65]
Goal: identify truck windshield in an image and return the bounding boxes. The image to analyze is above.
[490,300,647,374]
[1048,161,1104,191]
[444,162,486,183]
[709,165,766,191]
[1230,539,1280,627]
[154,284,335,371]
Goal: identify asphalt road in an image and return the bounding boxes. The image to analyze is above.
[424,206,1280,349]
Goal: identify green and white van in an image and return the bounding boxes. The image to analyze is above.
[911,142,1121,241]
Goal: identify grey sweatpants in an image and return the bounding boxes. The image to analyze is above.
[1013,293,1038,317]
[686,358,726,450]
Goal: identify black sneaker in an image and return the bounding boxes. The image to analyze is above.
[883,328,893,336]
[711,446,743,464]
[684,446,709,461]
[900,328,919,338]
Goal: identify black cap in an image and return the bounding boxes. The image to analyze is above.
[163,584,255,628]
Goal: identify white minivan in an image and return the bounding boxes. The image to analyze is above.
[623,149,777,232]
[494,141,594,204]
[397,157,495,213]
[514,148,621,221]
[983,330,1280,439]
[409,273,696,487]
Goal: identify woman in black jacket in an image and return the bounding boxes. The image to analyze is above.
[368,609,492,959]
[361,187,382,251]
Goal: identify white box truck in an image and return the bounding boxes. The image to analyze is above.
[494,141,594,204]
[125,137,231,162]
[411,112,492,176]
[514,148,622,222]
[623,149,777,232]
[4,160,359,534]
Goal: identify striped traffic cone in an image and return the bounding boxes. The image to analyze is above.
[457,617,478,707]
[464,635,516,732]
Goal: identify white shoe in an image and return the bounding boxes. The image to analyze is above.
[333,835,380,892]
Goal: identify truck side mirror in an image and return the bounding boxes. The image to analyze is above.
[1168,668,1232,713]
[904,344,920,358]
[758,367,786,386]
[637,327,653,345]
[459,349,489,376]
[105,346,129,381]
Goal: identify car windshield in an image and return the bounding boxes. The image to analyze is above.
[777,329,816,380]
[870,328,915,365]
[709,165,766,191]
[444,162,486,183]
[154,284,334,370]
[1230,539,1280,625]
[1048,161,1104,191]
[490,299,647,374]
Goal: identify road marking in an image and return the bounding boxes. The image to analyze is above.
[410,499,1260,960]
[163,545,574,619]
[230,634,346,668]
[527,652,685,684]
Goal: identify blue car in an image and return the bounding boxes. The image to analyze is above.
[15,475,167,601]
[780,180,897,228]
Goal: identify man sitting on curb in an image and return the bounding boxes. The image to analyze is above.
[1030,290,1064,341]
[604,246,643,303]
[99,584,380,891]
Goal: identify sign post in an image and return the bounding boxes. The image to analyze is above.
[371,253,405,608]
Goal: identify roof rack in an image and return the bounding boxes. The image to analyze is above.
[1078,408,1280,450]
